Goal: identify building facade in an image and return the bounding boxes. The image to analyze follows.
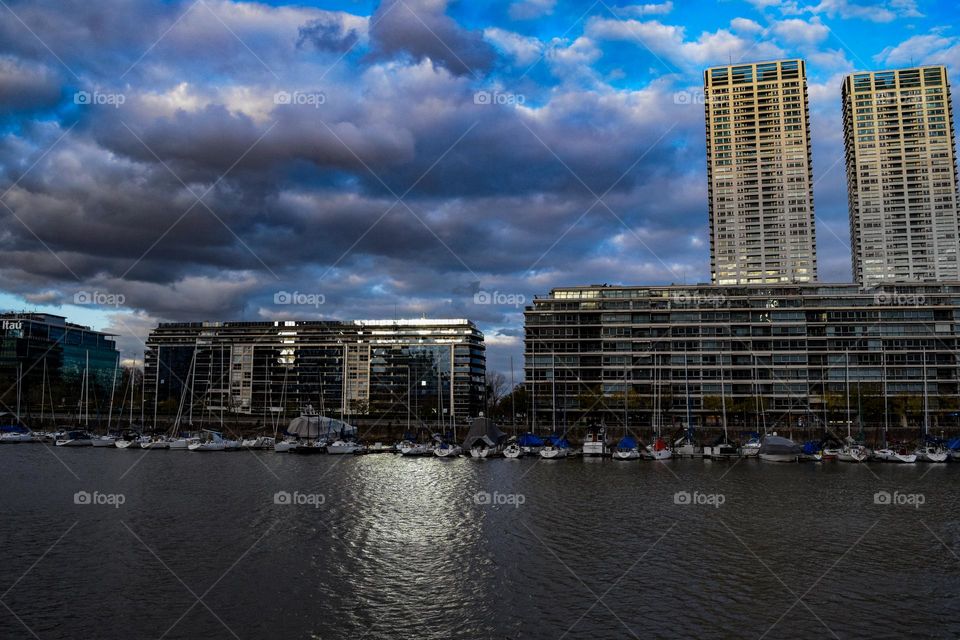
[144,319,485,424]
[0,312,120,400]
[524,284,960,431]
[843,65,960,286]
[705,59,817,285]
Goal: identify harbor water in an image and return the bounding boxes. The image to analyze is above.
[1,447,958,639]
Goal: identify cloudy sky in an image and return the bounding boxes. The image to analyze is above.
[0,0,958,374]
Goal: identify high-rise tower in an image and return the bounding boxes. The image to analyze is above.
[705,59,817,285]
[842,65,960,286]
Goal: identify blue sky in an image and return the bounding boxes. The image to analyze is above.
[0,0,958,373]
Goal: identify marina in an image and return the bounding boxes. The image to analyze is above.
[1,445,957,639]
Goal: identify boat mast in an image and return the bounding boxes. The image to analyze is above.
[40,360,46,426]
[720,349,728,443]
[510,356,517,436]
[882,342,888,447]
[684,347,691,433]
[922,348,929,438]
[107,358,118,434]
[551,353,557,434]
[845,350,851,438]
[84,350,90,427]
[15,362,22,427]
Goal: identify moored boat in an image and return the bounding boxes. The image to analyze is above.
[539,435,571,459]
[758,433,800,462]
[612,435,640,460]
[327,440,361,455]
[55,430,93,447]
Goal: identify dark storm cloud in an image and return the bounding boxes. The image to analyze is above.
[298,17,362,53]
[367,0,495,76]
[0,0,722,371]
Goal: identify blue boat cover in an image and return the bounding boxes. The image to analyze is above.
[518,433,545,447]
[801,441,820,455]
[0,424,29,434]
[947,437,960,451]
[616,436,638,449]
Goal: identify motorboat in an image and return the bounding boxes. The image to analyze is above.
[758,433,800,462]
[241,436,275,450]
[366,442,393,453]
[55,430,93,447]
[327,440,362,455]
[612,435,641,460]
[582,427,609,457]
[821,447,839,460]
[115,431,145,449]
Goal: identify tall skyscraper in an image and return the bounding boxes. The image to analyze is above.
[704,59,817,285]
[842,65,960,286]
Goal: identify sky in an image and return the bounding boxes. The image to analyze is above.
[0,0,959,376]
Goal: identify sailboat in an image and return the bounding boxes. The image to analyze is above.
[913,350,948,462]
[188,429,228,451]
[837,352,868,463]
[703,352,739,459]
[433,368,461,457]
[643,353,672,460]
[92,357,119,447]
[0,364,33,443]
[57,356,95,447]
[673,352,701,457]
[612,376,640,460]
[539,434,571,459]
[758,432,801,462]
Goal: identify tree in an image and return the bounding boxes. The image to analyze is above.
[485,371,508,417]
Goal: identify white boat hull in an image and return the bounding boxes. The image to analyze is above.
[759,453,798,463]
[612,449,640,460]
[141,440,170,450]
[741,443,761,458]
[189,442,225,451]
[502,444,522,459]
[539,447,568,459]
[91,437,117,447]
[400,444,433,456]
[470,447,493,458]
[1,433,34,443]
[56,439,92,447]
[916,449,948,463]
[434,445,462,457]
[274,441,298,452]
[327,443,361,455]
[582,442,607,457]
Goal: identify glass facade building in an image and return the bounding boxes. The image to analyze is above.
[524,284,960,430]
[144,318,485,422]
[0,312,120,397]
